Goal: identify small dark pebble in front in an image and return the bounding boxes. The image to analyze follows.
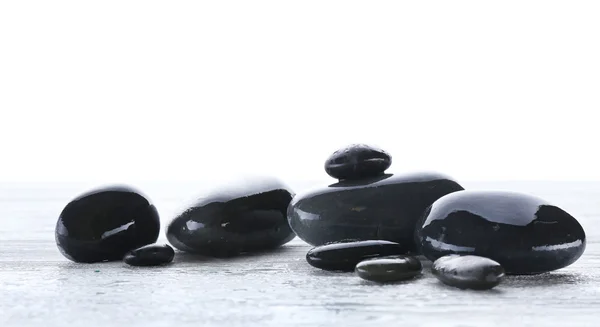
[306,240,408,272]
[355,255,422,283]
[432,255,505,290]
[124,244,175,267]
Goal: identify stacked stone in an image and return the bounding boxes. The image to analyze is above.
[291,144,586,290]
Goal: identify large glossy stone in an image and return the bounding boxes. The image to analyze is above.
[288,172,464,252]
[432,255,505,290]
[355,255,422,282]
[124,244,175,267]
[306,240,407,271]
[324,144,392,180]
[55,185,160,263]
[417,191,586,275]
[166,178,295,257]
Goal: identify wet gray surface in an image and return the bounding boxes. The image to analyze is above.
[1,181,599,327]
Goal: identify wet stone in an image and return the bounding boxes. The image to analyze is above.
[432,255,505,290]
[288,172,464,251]
[306,240,408,272]
[417,190,586,275]
[124,244,175,267]
[355,255,422,283]
[55,185,160,263]
[166,177,296,257]
[324,144,391,180]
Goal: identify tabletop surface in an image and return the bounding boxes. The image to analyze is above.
[1,181,599,327]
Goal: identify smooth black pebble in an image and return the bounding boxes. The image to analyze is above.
[288,172,464,251]
[123,244,175,266]
[306,240,408,272]
[417,190,586,274]
[55,185,160,263]
[355,255,422,283]
[432,255,505,290]
[166,177,295,257]
[324,144,391,180]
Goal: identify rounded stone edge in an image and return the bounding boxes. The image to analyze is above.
[55,185,160,263]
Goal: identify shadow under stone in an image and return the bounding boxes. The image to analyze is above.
[357,273,426,286]
[430,280,506,294]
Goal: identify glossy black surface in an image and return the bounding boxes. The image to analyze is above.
[288,172,464,251]
[306,240,408,271]
[432,255,505,290]
[55,185,160,263]
[166,178,296,257]
[324,144,391,180]
[123,244,175,267]
[355,255,422,283]
[417,190,586,275]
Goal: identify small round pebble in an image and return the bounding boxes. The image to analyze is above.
[324,144,391,180]
[306,240,407,272]
[124,244,175,267]
[355,255,422,283]
[432,255,505,290]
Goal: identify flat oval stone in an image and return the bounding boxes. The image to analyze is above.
[432,255,505,290]
[355,255,422,282]
[55,185,160,263]
[324,144,391,180]
[417,190,586,274]
[288,172,464,252]
[124,244,175,267]
[166,177,295,257]
[306,240,407,271]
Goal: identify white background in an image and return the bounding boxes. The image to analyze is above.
[1,1,598,183]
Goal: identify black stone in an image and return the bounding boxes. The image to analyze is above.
[288,172,464,252]
[417,190,586,275]
[55,185,160,263]
[432,255,505,290]
[166,178,295,257]
[324,144,391,180]
[124,244,175,267]
[306,240,408,271]
[355,255,422,282]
